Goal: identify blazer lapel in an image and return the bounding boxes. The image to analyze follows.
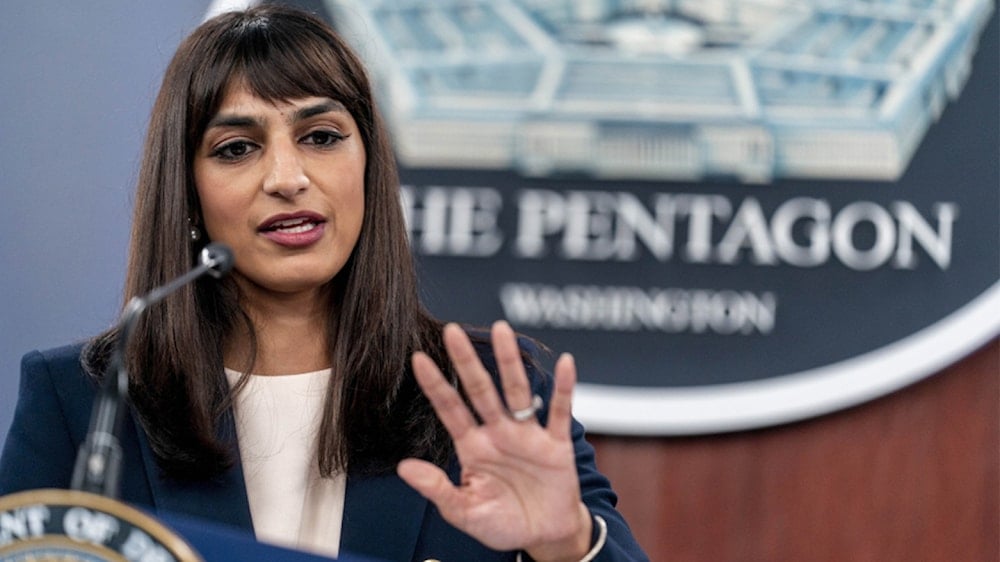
[132,412,254,532]
[340,470,428,562]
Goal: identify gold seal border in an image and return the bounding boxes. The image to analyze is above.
[0,489,203,562]
[0,534,127,561]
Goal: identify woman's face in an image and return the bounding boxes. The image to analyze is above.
[193,82,366,296]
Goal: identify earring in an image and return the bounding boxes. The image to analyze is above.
[188,218,202,242]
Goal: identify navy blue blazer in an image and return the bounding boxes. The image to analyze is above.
[0,344,648,561]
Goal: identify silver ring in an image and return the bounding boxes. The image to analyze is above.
[510,394,543,422]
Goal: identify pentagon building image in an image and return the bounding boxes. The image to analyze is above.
[327,0,995,182]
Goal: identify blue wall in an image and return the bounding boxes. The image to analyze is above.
[0,2,210,441]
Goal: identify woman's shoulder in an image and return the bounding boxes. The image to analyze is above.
[22,342,89,374]
[15,342,99,434]
[20,341,97,399]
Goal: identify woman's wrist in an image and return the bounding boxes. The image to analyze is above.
[523,503,603,562]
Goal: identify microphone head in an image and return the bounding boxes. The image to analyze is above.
[199,243,235,279]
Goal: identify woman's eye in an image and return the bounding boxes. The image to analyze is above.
[211,140,257,161]
[302,130,345,146]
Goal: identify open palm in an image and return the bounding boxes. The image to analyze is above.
[398,321,592,561]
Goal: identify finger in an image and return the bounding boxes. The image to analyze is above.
[547,353,576,442]
[492,320,534,414]
[443,323,506,424]
[397,458,464,520]
[412,351,477,440]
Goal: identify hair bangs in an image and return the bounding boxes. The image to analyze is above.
[240,27,355,106]
[187,11,366,154]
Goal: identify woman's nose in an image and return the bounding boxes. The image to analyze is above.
[262,140,309,199]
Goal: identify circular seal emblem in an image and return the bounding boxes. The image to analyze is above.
[0,490,201,562]
[255,0,1000,434]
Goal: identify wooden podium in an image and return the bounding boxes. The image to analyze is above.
[590,339,999,561]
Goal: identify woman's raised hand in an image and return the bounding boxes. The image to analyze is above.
[397,321,593,562]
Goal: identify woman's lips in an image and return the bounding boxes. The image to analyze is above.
[258,213,327,248]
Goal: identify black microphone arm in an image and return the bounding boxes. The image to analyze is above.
[71,243,234,497]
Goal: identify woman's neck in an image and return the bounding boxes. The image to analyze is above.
[225,279,333,376]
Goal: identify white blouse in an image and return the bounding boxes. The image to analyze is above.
[225,368,345,558]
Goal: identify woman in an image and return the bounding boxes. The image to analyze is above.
[0,5,648,562]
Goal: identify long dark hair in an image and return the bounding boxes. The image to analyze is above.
[84,5,452,479]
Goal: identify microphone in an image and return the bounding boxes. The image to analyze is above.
[71,243,234,497]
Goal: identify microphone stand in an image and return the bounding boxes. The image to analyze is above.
[71,244,233,497]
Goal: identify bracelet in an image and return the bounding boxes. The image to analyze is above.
[579,515,608,562]
[516,514,608,562]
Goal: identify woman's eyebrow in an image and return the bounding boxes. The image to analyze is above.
[292,100,347,122]
[204,100,348,131]
[204,114,260,130]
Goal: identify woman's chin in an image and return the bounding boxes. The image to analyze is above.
[232,270,337,299]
